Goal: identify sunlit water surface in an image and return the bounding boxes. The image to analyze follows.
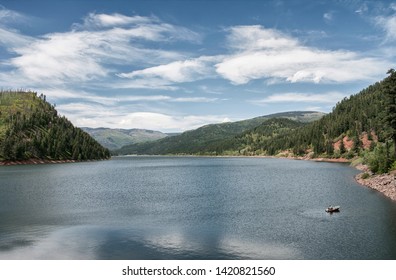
[1,156,396,259]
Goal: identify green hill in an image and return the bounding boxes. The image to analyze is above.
[226,118,306,155]
[81,127,169,150]
[115,111,324,155]
[0,90,110,162]
[236,70,396,173]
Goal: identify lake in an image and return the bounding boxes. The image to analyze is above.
[1,156,396,259]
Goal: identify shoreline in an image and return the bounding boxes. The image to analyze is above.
[0,159,78,166]
[354,164,396,202]
[228,154,396,202]
[283,155,396,202]
[0,158,109,166]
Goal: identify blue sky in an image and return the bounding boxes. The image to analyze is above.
[0,0,395,132]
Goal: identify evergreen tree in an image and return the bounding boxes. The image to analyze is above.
[383,69,396,158]
[339,138,346,155]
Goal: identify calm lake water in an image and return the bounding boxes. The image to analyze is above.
[1,156,396,259]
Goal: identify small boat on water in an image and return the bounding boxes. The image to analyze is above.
[325,205,340,213]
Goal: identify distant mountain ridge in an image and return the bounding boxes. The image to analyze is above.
[81,127,173,150]
[115,111,325,155]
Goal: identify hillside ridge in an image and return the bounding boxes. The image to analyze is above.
[0,90,110,162]
[81,127,170,150]
[115,111,324,155]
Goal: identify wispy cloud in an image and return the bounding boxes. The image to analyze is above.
[0,7,32,48]
[43,88,220,107]
[0,5,26,22]
[376,14,396,41]
[1,11,200,88]
[57,102,230,131]
[127,25,388,88]
[323,11,334,23]
[225,25,299,51]
[117,112,232,132]
[353,1,396,43]
[111,95,219,104]
[215,25,389,85]
[117,56,221,89]
[0,27,32,49]
[355,3,368,15]
[250,92,346,104]
[74,13,201,43]
[77,12,156,29]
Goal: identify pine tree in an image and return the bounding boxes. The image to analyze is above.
[383,69,396,158]
[339,138,346,155]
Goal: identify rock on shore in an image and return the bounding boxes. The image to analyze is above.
[355,166,396,201]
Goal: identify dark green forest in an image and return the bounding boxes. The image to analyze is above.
[245,70,396,173]
[0,90,110,161]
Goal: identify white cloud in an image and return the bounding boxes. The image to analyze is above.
[118,112,231,131]
[1,11,200,87]
[57,102,231,132]
[323,12,333,22]
[376,15,396,41]
[0,5,25,22]
[8,28,185,85]
[79,13,155,28]
[355,3,368,14]
[305,106,323,112]
[118,56,220,88]
[0,7,32,48]
[107,95,219,103]
[0,27,32,49]
[11,32,108,85]
[226,25,298,51]
[119,58,208,82]
[251,92,346,104]
[43,88,220,106]
[172,97,219,102]
[74,12,201,43]
[216,25,388,85]
[114,79,180,90]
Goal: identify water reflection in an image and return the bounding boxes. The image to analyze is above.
[0,225,302,260]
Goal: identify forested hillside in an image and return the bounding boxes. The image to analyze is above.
[0,90,110,161]
[233,70,396,173]
[116,111,323,155]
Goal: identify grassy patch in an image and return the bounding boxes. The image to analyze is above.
[361,173,370,179]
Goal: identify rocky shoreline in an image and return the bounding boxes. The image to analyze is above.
[354,164,396,202]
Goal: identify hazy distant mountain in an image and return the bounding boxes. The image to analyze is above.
[81,127,173,150]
